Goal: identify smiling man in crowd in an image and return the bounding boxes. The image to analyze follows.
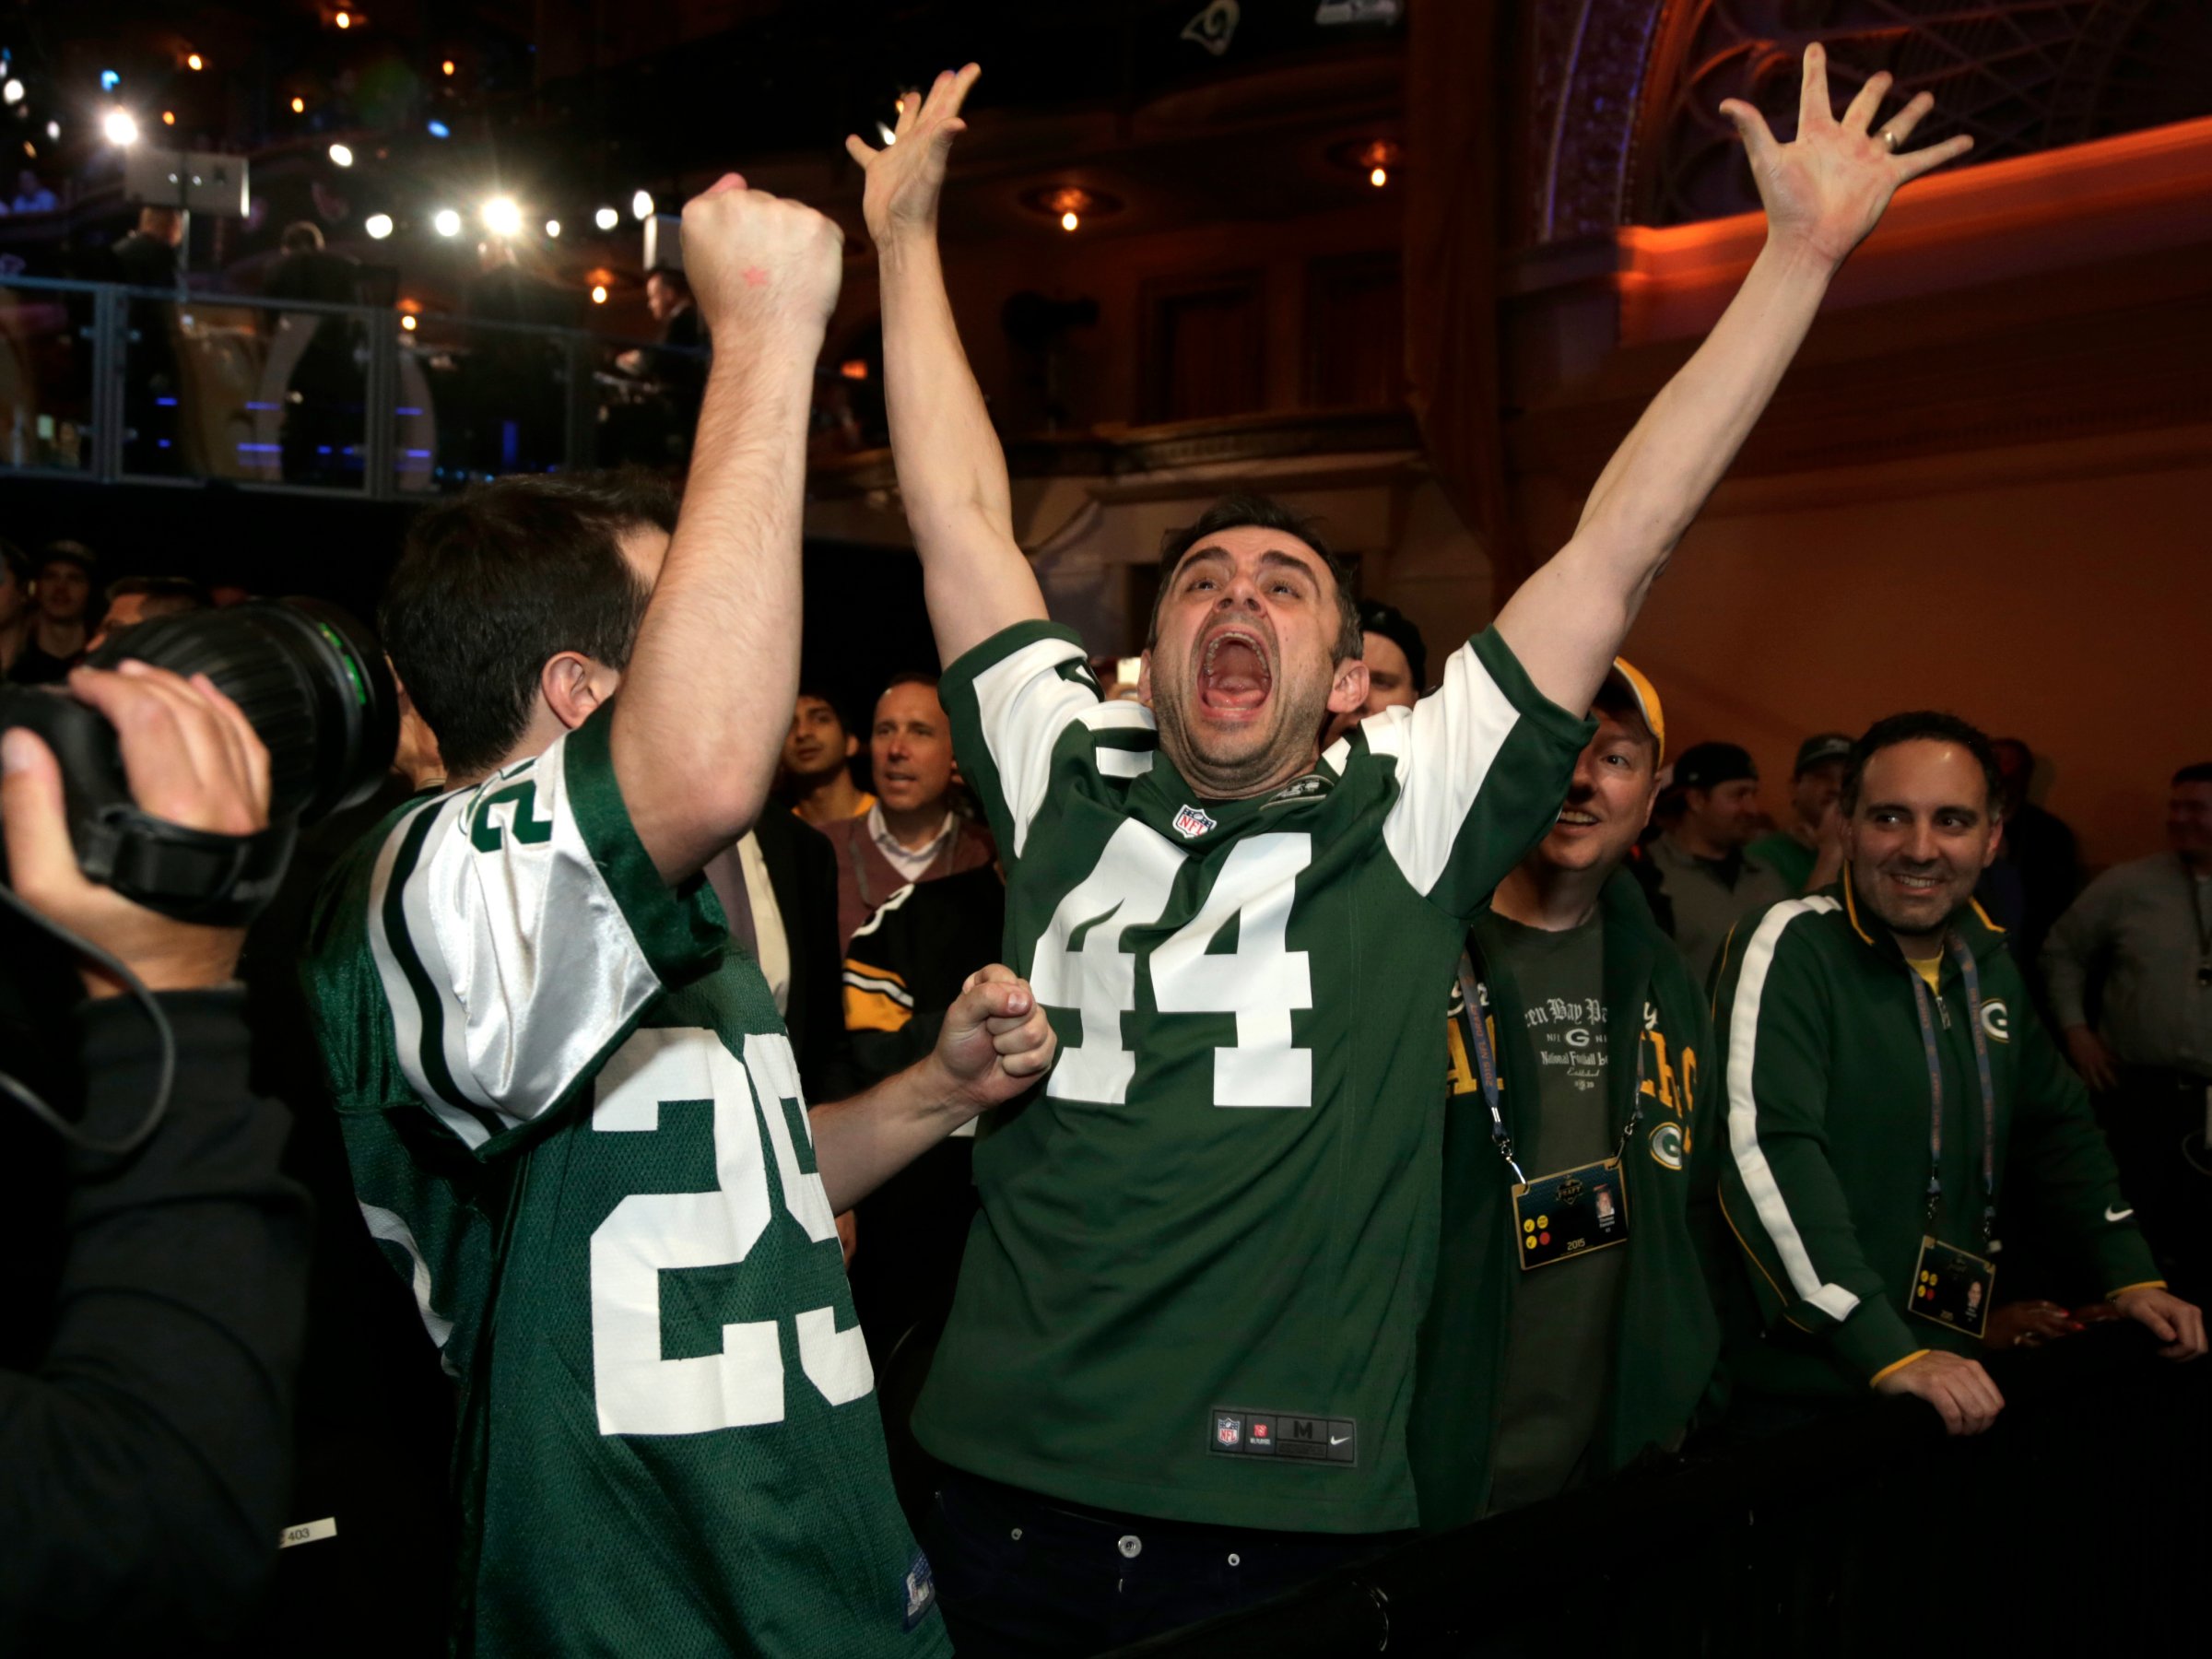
[1713,713,2204,1440]
[1413,661,1726,1526]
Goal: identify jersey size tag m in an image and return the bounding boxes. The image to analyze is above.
[1209,1408,1357,1465]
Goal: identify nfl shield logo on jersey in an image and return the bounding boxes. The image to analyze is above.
[1173,803,1218,840]
[1217,1413,1242,1448]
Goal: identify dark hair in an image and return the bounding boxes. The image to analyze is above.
[879,670,941,695]
[647,265,690,296]
[2174,762,2212,787]
[1842,712,2005,818]
[104,574,208,618]
[0,537,28,589]
[381,470,677,778]
[1148,493,1361,663]
[1357,597,1427,691]
[281,220,325,253]
[39,539,97,576]
[794,685,849,732]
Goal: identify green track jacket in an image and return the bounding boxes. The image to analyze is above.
[1409,870,1727,1529]
[1712,872,2162,1400]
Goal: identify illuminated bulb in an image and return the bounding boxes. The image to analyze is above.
[431,207,461,237]
[364,212,394,239]
[335,10,351,29]
[1370,166,1387,187]
[400,313,417,332]
[102,108,138,147]
[291,96,306,114]
[590,284,608,305]
[876,122,898,147]
[2,77,22,105]
[481,196,523,238]
[45,120,59,139]
[630,189,653,220]
[162,110,177,127]
[594,206,618,230]
[187,53,205,72]
[441,59,455,76]
[545,218,560,238]
[328,142,353,167]
[1060,210,1078,232]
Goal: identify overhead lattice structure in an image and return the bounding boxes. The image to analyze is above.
[1521,0,2212,242]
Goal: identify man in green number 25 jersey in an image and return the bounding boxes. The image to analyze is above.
[302,180,1056,1655]
[847,53,1977,1654]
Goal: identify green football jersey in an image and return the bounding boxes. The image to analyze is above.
[914,620,1592,1532]
[302,704,948,1658]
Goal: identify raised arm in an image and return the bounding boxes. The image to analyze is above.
[847,65,1047,666]
[1496,44,1971,713]
[614,176,843,883]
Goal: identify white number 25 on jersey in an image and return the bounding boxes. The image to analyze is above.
[587,1027,870,1437]
[1028,825,1314,1109]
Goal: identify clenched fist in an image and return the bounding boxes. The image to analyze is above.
[679,173,844,342]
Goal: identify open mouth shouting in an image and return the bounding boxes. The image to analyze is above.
[1195,625,1275,722]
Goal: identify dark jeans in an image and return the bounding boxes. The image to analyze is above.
[923,1469,1406,1658]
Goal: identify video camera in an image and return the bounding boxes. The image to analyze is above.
[0,599,397,924]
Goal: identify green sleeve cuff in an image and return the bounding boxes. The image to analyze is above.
[2088,1228,2162,1300]
[1467,629,1600,758]
[1830,1295,1924,1382]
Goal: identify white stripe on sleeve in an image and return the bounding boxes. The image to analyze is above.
[1378,641,1523,900]
[970,636,1113,857]
[1725,897,1862,1323]
[359,1202,458,1373]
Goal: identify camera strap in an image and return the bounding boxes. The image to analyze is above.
[92,808,299,926]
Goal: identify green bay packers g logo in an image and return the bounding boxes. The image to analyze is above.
[1980,1000,2011,1043]
[1648,1120,1685,1171]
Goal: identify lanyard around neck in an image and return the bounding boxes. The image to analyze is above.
[1906,933,1998,1241]
[1455,955,1642,1187]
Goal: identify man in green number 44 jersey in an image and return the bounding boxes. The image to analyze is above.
[302,176,1056,1656]
[845,49,1977,1656]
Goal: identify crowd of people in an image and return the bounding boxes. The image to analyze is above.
[3,48,2206,1658]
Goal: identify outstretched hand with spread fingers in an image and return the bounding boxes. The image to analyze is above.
[844,62,982,247]
[1722,41,1972,267]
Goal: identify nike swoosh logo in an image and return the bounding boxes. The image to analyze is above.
[2105,1206,2135,1222]
[1329,1435,1350,1446]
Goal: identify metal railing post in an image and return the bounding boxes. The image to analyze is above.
[88,285,126,483]
[363,307,398,501]
[564,333,594,473]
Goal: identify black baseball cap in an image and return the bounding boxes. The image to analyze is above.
[1794,733,1854,777]
[1357,598,1427,692]
[1674,741,1758,793]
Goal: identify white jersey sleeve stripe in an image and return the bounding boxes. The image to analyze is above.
[359,1201,458,1373]
[369,794,498,1147]
[971,635,1112,858]
[372,740,665,1135]
[1377,641,1523,900]
[1725,896,1862,1324]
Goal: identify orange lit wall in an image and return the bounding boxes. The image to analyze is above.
[1499,118,2212,871]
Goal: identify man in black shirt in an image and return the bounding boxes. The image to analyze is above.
[0,658,312,1648]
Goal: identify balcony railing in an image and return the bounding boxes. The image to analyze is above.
[0,274,709,498]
